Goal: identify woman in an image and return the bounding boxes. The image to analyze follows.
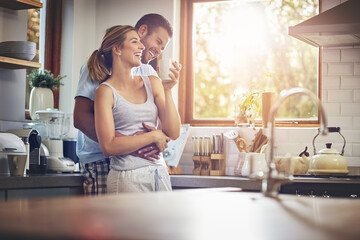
[87,25,180,193]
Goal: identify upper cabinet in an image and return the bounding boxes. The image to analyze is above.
[0,0,42,69]
[0,0,43,10]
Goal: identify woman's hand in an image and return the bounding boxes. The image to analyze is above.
[151,130,170,152]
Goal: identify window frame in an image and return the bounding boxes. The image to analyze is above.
[179,0,322,127]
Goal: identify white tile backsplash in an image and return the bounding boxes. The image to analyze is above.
[321,63,328,75]
[353,143,360,157]
[322,49,340,62]
[323,103,340,116]
[341,103,360,116]
[355,90,360,102]
[328,90,353,102]
[327,117,353,130]
[354,117,360,130]
[355,63,360,75]
[322,76,340,89]
[328,63,354,75]
[341,48,360,62]
[341,76,360,89]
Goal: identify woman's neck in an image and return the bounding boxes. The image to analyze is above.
[108,61,139,89]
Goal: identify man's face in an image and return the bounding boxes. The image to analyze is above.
[139,26,171,64]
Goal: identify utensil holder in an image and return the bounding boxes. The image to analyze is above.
[200,156,211,176]
[210,154,226,176]
[192,155,202,175]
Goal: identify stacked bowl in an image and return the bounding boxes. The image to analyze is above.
[0,41,36,61]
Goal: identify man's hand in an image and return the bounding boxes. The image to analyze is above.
[114,123,162,162]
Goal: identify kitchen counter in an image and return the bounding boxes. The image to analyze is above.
[0,189,359,240]
[1,174,360,199]
[0,174,84,201]
[0,173,83,189]
[171,175,360,197]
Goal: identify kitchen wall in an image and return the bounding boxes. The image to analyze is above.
[0,0,359,173]
[0,8,27,122]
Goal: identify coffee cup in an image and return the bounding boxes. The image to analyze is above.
[241,153,267,177]
[159,58,173,81]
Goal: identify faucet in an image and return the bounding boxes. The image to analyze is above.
[262,88,328,197]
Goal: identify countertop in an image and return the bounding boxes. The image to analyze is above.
[0,189,359,240]
[0,173,83,189]
[1,173,360,189]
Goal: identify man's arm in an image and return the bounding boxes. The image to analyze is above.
[73,96,98,142]
[74,96,161,159]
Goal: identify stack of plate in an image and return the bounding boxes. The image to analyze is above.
[0,41,36,61]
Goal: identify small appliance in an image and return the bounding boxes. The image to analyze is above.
[34,109,75,173]
[7,128,42,174]
[0,133,27,176]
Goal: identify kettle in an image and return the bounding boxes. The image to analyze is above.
[307,127,348,175]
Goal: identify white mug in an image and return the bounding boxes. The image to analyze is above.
[159,58,173,81]
[241,153,267,177]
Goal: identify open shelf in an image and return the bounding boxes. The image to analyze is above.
[0,56,41,69]
[0,0,42,10]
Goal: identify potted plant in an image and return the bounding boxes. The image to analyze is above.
[27,69,66,120]
[235,90,262,126]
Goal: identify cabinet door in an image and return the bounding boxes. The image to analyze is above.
[5,187,83,201]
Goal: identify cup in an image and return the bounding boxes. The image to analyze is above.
[241,153,267,177]
[8,154,27,176]
[158,58,173,82]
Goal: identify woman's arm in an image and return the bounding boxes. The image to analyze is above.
[94,84,170,157]
[149,75,181,140]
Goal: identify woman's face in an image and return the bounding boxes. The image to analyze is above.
[119,30,145,67]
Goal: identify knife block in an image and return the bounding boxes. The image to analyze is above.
[200,156,211,176]
[192,156,202,175]
[210,154,226,176]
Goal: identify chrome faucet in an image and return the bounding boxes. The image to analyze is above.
[262,88,328,197]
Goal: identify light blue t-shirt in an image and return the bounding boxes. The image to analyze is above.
[75,62,158,164]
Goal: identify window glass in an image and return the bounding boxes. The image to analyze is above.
[190,0,319,124]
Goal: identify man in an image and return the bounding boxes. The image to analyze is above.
[73,13,182,195]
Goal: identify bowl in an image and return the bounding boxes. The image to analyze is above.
[275,156,309,175]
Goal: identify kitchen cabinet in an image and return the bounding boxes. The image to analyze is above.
[0,174,83,201]
[0,0,42,10]
[0,0,42,70]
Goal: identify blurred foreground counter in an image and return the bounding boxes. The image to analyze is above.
[0,189,359,240]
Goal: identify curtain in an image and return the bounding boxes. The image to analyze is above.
[44,0,62,109]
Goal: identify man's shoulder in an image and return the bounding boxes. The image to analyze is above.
[133,64,157,76]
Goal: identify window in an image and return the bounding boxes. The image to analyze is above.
[179,0,320,126]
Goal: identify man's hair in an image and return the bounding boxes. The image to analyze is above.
[135,13,173,38]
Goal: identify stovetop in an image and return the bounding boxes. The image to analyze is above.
[294,174,360,179]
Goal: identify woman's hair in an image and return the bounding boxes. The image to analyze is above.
[87,25,136,83]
